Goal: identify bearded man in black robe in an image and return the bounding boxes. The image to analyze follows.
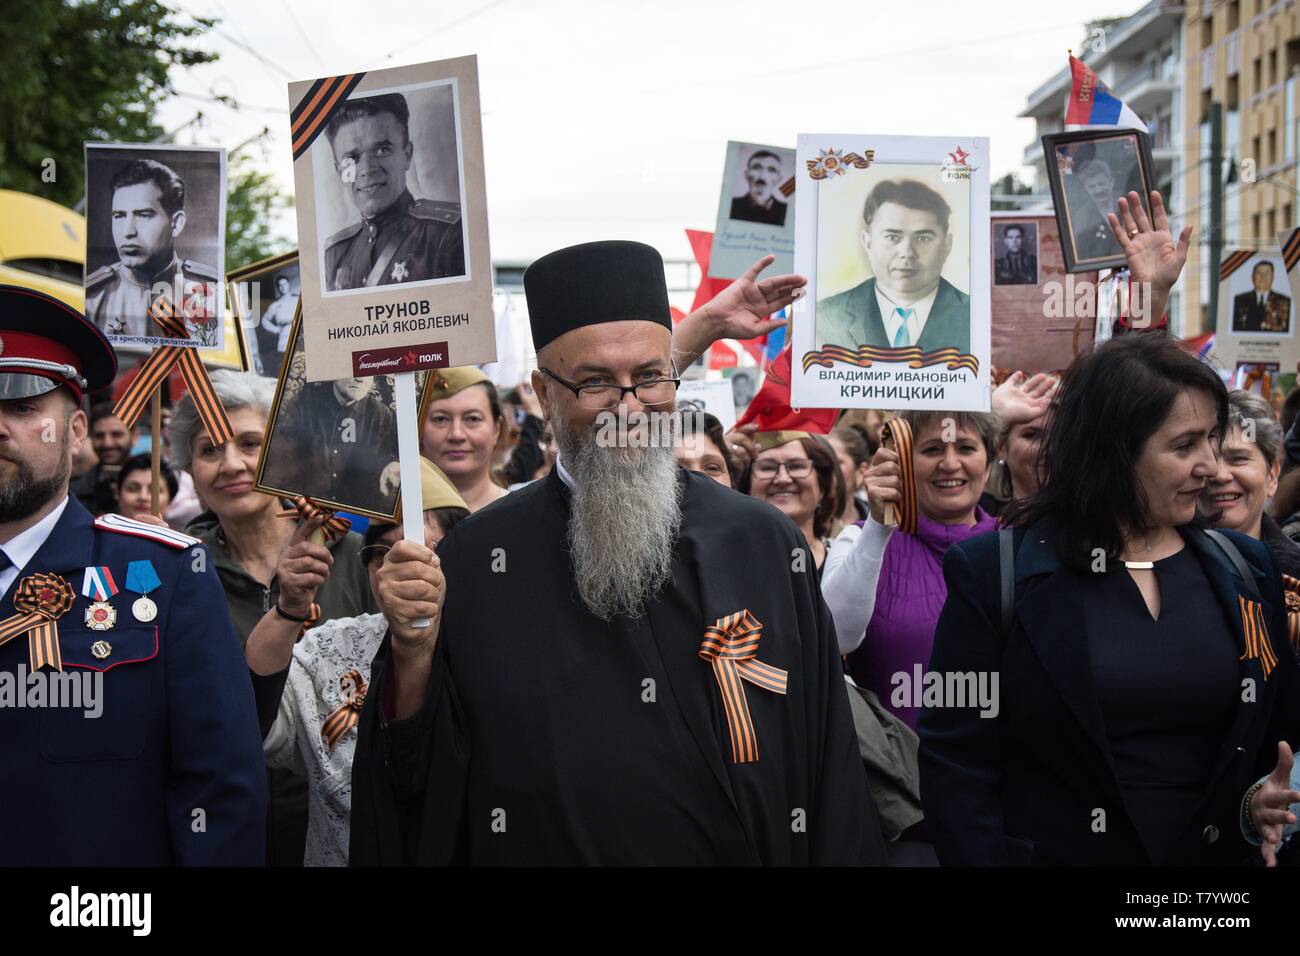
[351,241,884,865]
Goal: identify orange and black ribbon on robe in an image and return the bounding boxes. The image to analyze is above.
[0,574,74,670]
[880,418,918,535]
[277,496,353,542]
[322,669,367,751]
[1238,595,1280,681]
[699,610,788,764]
[113,297,234,447]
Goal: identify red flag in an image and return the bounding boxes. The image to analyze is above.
[734,346,837,434]
[686,229,768,364]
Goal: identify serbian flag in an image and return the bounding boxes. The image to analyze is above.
[734,346,837,434]
[1065,55,1147,132]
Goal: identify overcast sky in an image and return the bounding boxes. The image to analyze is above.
[163,0,1130,264]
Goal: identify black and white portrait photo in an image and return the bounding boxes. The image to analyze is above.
[257,318,433,519]
[729,146,790,227]
[310,81,468,295]
[84,143,226,348]
[228,252,301,378]
[1042,129,1154,273]
[993,221,1038,285]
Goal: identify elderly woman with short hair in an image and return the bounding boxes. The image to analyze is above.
[170,369,376,867]
[1204,389,1300,578]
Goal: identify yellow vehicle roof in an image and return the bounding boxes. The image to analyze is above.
[0,189,86,310]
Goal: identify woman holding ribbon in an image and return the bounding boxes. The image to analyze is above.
[820,409,999,730]
[169,369,377,867]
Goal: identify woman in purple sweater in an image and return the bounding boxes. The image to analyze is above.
[821,408,999,729]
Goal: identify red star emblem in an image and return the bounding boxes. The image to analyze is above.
[948,146,970,166]
[403,350,420,366]
[38,588,54,604]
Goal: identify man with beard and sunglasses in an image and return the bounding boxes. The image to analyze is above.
[0,285,265,865]
[351,242,884,865]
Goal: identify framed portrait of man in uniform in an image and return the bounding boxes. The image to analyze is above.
[255,307,438,520]
[1041,128,1155,274]
[84,143,227,352]
[227,251,302,378]
[289,55,496,383]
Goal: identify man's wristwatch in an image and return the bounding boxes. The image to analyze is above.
[274,602,311,623]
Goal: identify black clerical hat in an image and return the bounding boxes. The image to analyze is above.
[523,241,672,351]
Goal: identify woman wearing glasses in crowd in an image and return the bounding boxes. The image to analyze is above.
[740,431,845,576]
[821,409,999,729]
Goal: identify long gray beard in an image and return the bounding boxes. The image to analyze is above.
[554,407,683,622]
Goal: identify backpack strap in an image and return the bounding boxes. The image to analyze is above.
[999,527,1015,635]
[1205,528,1261,601]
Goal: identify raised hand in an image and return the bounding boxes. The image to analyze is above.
[1107,190,1192,296]
[277,515,333,618]
[864,446,902,526]
[375,539,444,651]
[992,371,1056,428]
[700,255,806,341]
[1252,741,1300,867]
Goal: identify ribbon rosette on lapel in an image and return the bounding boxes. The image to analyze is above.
[322,669,367,751]
[277,496,353,542]
[699,610,788,764]
[0,574,75,670]
[1238,596,1279,680]
[112,297,234,447]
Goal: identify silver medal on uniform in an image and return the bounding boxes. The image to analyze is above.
[132,596,158,622]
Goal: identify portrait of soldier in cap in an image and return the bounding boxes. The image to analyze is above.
[84,146,225,345]
[320,89,467,292]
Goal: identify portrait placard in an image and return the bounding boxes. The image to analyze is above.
[288,55,495,381]
[1208,240,1299,390]
[790,134,991,411]
[84,143,226,351]
[227,251,301,378]
[255,307,436,520]
[707,141,796,280]
[990,212,1097,373]
[677,379,738,432]
[1040,128,1155,274]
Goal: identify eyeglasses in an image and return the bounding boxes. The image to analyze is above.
[752,458,813,480]
[539,367,681,410]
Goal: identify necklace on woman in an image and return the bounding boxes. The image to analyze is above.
[1122,532,1159,570]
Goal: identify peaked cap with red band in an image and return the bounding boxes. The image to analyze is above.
[0,285,117,401]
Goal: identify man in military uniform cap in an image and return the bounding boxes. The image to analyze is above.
[0,284,265,865]
[322,93,465,291]
[85,157,219,340]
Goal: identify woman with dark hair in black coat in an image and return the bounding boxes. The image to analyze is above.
[919,192,1300,866]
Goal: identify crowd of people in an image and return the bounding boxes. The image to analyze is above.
[4,190,1300,867]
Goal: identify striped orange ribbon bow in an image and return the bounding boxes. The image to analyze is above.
[1238,595,1280,681]
[112,297,234,447]
[0,574,74,670]
[277,496,352,542]
[880,418,918,534]
[322,669,367,751]
[699,610,788,764]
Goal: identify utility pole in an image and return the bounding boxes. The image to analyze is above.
[1207,101,1223,334]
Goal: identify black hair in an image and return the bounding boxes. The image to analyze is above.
[680,411,735,485]
[748,150,782,167]
[116,452,178,500]
[862,179,951,232]
[1252,260,1275,278]
[1003,333,1228,568]
[89,401,125,428]
[362,506,472,556]
[325,93,410,147]
[110,159,185,217]
[1003,224,1024,238]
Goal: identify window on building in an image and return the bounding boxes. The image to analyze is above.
[1254,134,1263,165]
[1287,38,1300,75]
[1255,57,1264,91]
[1285,203,1294,227]
[1228,75,1240,108]
[1253,212,1262,241]
[1269,209,1277,237]
[1271,49,1279,86]
[1229,0,1240,30]
[1202,15,1214,49]
[1270,128,1278,163]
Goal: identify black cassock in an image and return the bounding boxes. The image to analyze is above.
[351,468,884,865]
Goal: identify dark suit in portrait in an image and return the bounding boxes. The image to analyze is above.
[995,250,1037,285]
[815,277,971,354]
[730,194,788,227]
[1232,290,1292,333]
